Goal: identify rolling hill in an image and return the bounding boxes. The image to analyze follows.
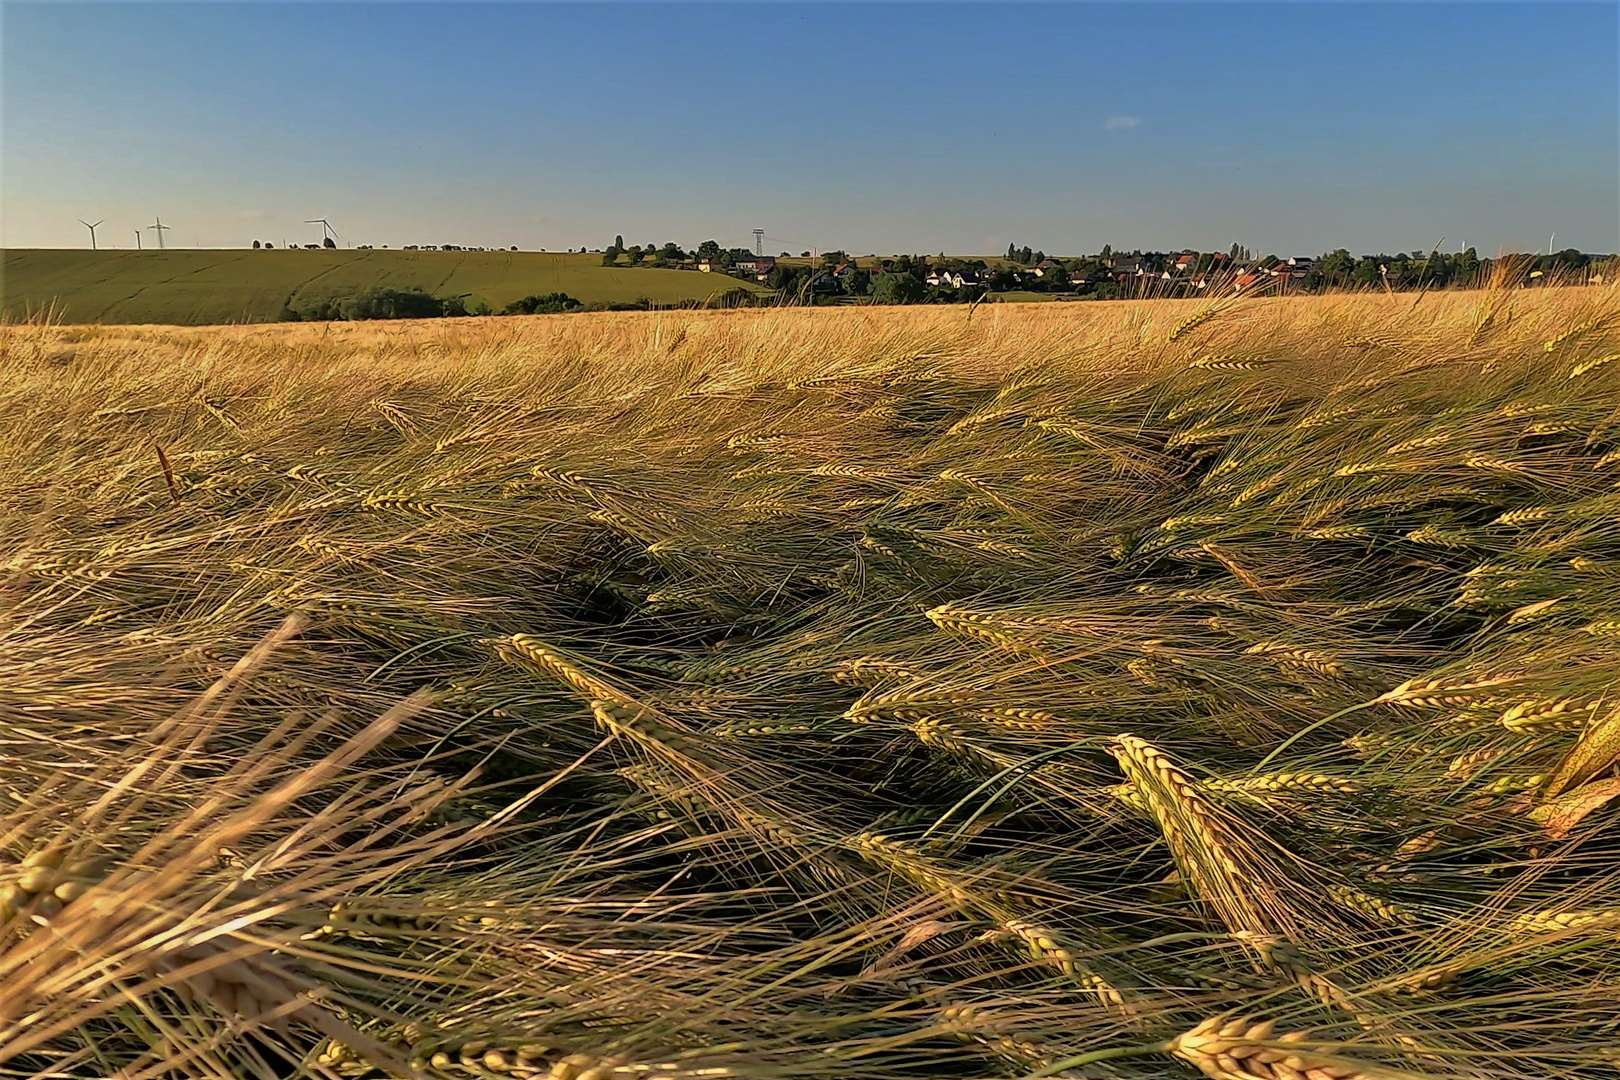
[1,248,768,325]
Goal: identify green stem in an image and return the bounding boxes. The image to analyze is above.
[1019,1039,1175,1078]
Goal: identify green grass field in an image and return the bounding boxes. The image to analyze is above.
[1,249,768,324]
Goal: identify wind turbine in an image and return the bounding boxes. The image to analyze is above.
[305,218,339,246]
[78,219,104,250]
[147,216,171,250]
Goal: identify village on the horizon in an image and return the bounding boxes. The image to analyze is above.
[68,213,1616,302]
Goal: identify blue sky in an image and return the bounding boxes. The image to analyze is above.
[5,2,1617,256]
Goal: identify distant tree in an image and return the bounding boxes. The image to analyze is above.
[1032,250,1046,265]
[987,267,1020,292]
[1017,245,1034,265]
[1043,264,1070,289]
[1351,257,1383,287]
[252,240,261,249]
[844,268,871,297]
[323,236,336,249]
[800,250,810,257]
[697,240,721,260]
[1100,244,1113,262]
[662,243,686,261]
[602,247,620,266]
[503,292,582,315]
[628,245,647,265]
[614,234,624,250]
[511,245,518,251]
[872,272,926,305]
[264,242,273,249]
[822,250,848,268]
[1007,242,1017,261]
[1258,254,1279,269]
[1314,249,1353,286]
[1454,246,1481,283]
[767,263,805,291]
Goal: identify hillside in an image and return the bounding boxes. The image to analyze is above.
[0,248,767,324]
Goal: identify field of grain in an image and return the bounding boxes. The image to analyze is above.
[6,286,1620,1079]
[0,249,768,325]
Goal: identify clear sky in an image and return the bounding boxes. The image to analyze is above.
[5,1,1617,257]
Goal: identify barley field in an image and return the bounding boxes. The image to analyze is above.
[5,285,1620,1080]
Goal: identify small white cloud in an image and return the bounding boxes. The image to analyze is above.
[1105,115,1141,131]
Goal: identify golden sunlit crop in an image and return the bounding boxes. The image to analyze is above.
[5,284,1620,1079]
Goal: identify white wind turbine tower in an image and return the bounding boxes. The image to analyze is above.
[305,218,339,247]
[78,219,104,250]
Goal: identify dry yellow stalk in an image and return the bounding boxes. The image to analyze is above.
[1325,885,1412,926]
[500,635,631,704]
[1499,697,1600,731]
[1375,673,1522,708]
[1107,735,1272,942]
[1169,1016,1374,1080]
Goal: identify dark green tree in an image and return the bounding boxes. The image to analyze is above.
[1318,249,1355,285]
[871,272,926,304]
[697,240,721,260]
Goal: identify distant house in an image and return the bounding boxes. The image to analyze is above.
[940,270,982,289]
[1108,256,1144,279]
[733,256,774,275]
[1234,272,1265,291]
[1032,258,1060,277]
[833,263,856,279]
[809,272,840,293]
[1285,256,1316,271]
[1188,273,1212,290]
[1173,251,1199,273]
[698,257,718,272]
[924,270,945,287]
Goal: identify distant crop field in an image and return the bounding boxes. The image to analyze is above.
[0,248,767,324]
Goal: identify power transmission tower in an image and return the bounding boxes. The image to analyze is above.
[753,229,764,256]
